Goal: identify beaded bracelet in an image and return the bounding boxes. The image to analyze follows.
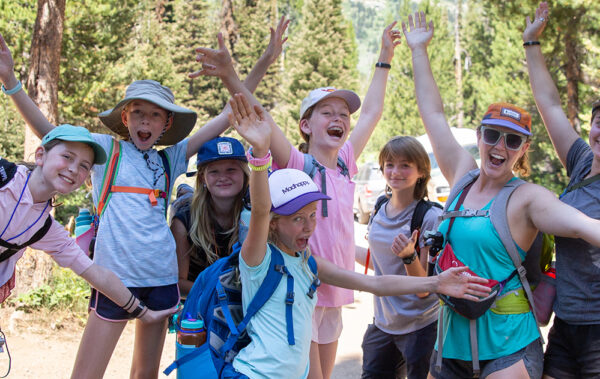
[248,160,271,171]
[1,80,22,96]
[523,41,540,47]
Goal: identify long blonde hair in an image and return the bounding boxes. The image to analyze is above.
[188,160,250,264]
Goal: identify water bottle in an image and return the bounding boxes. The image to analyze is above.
[177,318,207,347]
[74,208,93,237]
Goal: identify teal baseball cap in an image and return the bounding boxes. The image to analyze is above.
[41,124,107,164]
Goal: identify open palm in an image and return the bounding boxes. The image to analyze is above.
[402,11,434,50]
[228,94,271,152]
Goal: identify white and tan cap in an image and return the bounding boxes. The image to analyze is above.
[299,87,361,120]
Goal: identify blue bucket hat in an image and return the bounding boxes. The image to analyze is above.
[186,136,247,177]
[42,124,107,164]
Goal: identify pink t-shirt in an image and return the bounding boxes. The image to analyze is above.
[275,143,358,307]
[0,165,93,302]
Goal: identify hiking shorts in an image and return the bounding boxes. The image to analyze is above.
[361,321,436,379]
[89,284,179,322]
[544,317,600,379]
[312,306,343,344]
[429,338,543,379]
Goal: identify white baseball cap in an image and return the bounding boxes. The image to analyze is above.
[269,169,330,215]
[299,87,361,120]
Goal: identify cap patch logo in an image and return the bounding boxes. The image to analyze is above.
[217,141,233,155]
[501,107,521,121]
[322,88,336,93]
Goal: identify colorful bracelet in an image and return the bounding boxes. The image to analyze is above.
[375,62,391,69]
[246,147,271,167]
[248,160,271,171]
[523,41,540,47]
[1,80,22,96]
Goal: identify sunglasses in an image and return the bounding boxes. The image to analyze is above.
[480,125,527,151]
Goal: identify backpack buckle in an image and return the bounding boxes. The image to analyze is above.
[274,264,286,274]
[285,292,295,305]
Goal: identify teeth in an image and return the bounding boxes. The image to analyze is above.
[491,154,505,160]
[61,176,74,184]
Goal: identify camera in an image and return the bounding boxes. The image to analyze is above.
[423,230,444,255]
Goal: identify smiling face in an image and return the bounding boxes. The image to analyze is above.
[383,157,422,195]
[200,160,246,202]
[270,201,318,256]
[477,125,530,179]
[121,99,171,150]
[300,97,350,151]
[35,140,94,195]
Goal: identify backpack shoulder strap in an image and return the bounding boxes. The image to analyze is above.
[157,149,171,218]
[369,195,390,226]
[302,154,330,217]
[336,155,350,179]
[488,178,544,341]
[0,216,53,263]
[97,139,121,216]
[443,169,480,212]
[0,158,18,188]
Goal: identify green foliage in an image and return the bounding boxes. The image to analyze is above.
[7,266,90,314]
[54,185,94,226]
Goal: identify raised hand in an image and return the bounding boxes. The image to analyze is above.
[402,11,434,51]
[0,34,17,87]
[378,21,402,63]
[523,2,549,42]
[189,33,236,79]
[139,305,179,324]
[228,93,271,153]
[436,266,491,301]
[391,230,418,259]
[262,16,290,65]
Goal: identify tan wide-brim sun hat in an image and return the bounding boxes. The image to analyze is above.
[99,80,197,146]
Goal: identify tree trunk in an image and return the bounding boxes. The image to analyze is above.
[563,7,583,134]
[454,0,464,129]
[16,0,66,297]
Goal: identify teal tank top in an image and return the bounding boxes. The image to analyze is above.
[436,192,540,360]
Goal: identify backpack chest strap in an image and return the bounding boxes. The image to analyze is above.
[109,186,167,206]
[440,209,489,221]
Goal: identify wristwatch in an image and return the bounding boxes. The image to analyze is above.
[402,250,418,265]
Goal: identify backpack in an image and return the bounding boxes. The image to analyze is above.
[0,158,52,264]
[433,169,553,377]
[164,242,320,378]
[302,153,350,217]
[81,139,172,257]
[363,195,443,275]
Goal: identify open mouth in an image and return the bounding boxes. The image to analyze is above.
[137,131,152,142]
[489,153,506,167]
[327,126,344,138]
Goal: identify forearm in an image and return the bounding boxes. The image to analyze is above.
[243,53,274,93]
[2,78,55,138]
[525,46,562,110]
[412,47,445,124]
[79,264,132,308]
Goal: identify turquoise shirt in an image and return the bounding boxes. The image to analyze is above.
[437,190,539,360]
[234,245,317,379]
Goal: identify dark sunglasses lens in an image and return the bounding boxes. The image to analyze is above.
[483,128,501,145]
[506,134,524,149]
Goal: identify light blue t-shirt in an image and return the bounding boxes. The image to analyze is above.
[90,134,188,287]
[436,193,539,361]
[233,244,317,379]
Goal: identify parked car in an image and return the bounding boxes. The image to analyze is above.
[353,161,386,224]
[416,127,480,204]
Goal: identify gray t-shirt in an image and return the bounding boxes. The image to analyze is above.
[367,199,441,335]
[554,138,600,324]
[90,134,188,287]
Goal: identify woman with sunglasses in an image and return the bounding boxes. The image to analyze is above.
[524,3,600,378]
[404,11,600,378]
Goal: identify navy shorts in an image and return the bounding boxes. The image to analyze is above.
[544,317,600,378]
[89,284,179,322]
[429,338,543,379]
[361,321,436,379]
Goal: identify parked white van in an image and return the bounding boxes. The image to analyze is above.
[416,128,480,204]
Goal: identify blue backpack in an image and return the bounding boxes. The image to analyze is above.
[164,242,320,378]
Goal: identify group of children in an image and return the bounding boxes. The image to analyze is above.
[1,2,599,379]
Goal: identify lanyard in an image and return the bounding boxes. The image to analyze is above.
[0,172,50,242]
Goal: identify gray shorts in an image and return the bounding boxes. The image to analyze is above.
[429,338,543,379]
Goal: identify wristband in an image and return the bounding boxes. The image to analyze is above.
[246,147,271,166]
[375,62,391,69]
[1,80,22,96]
[122,293,135,311]
[402,250,418,265]
[248,161,271,171]
[523,41,540,47]
[129,301,147,318]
